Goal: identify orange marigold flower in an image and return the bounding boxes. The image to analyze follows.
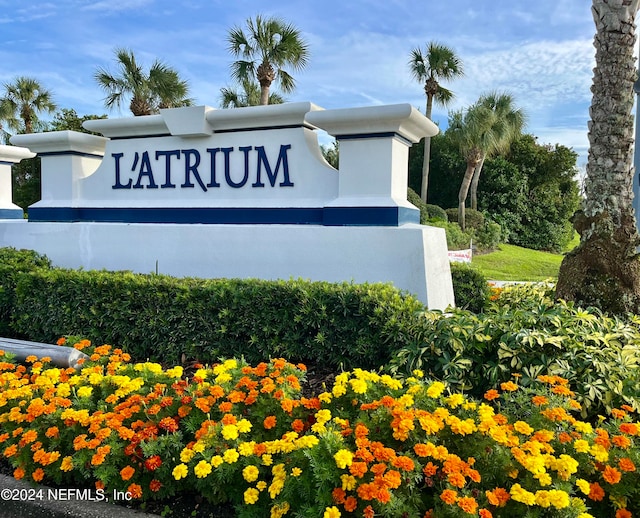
[178,405,191,418]
[611,409,627,419]
[32,468,45,482]
[363,505,375,518]
[158,417,179,432]
[392,455,415,471]
[485,488,510,506]
[619,457,636,472]
[588,482,605,501]
[292,419,305,433]
[620,423,639,436]
[218,401,233,413]
[457,496,478,514]
[13,467,25,480]
[616,510,632,518]
[484,389,500,401]
[479,510,493,518]
[144,455,162,471]
[349,462,368,478]
[423,462,438,476]
[612,435,632,449]
[56,337,67,346]
[440,489,458,505]
[531,395,548,406]
[263,415,277,430]
[127,484,142,499]
[602,465,622,484]
[344,496,358,512]
[149,479,162,492]
[120,465,135,481]
[376,488,391,504]
[500,381,518,392]
[332,488,346,504]
[448,472,466,488]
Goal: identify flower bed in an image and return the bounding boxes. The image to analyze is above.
[1,339,639,517]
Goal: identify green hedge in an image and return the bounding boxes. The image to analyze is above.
[9,266,427,369]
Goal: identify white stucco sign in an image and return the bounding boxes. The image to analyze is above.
[0,102,454,309]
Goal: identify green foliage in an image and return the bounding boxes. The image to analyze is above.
[449,263,490,313]
[390,283,640,418]
[11,156,41,210]
[446,207,484,230]
[5,252,425,370]
[427,219,472,250]
[425,204,447,221]
[473,220,502,252]
[0,247,51,336]
[48,108,107,133]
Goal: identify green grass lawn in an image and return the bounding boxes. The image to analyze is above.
[471,243,567,281]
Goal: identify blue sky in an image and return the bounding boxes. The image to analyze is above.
[0,0,597,167]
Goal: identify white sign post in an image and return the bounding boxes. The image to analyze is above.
[0,102,454,309]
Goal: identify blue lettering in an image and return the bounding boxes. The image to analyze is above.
[155,150,179,188]
[206,148,221,188]
[112,153,132,189]
[133,151,158,189]
[181,149,207,192]
[252,145,293,187]
[225,146,251,188]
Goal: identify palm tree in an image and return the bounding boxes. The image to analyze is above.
[220,79,285,108]
[0,76,56,134]
[95,48,193,116]
[469,91,526,210]
[556,0,640,314]
[409,42,463,203]
[227,14,309,106]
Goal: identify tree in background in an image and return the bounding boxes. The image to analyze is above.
[408,42,463,203]
[447,92,524,231]
[556,0,640,314]
[48,108,107,133]
[95,48,193,116]
[227,14,309,106]
[220,78,285,108]
[0,76,56,134]
[469,91,526,210]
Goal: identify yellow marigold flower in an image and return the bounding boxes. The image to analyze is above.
[573,440,590,453]
[194,460,212,478]
[510,483,535,505]
[223,449,239,464]
[180,448,195,463]
[380,374,403,390]
[514,421,534,435]
[311,422,327,434]
[243,465,260,483]
[244,487,260,505]
[426,381,445,398]
[315,409,332,424]
[334,449,354,469]
[590,444,609,462]
[271,502,290,518]
[76,387,93,397]
[412,369,424,378]
[60,456,73,472]
[547,489,570,509]
[535,490,551,508]
[238,441,256,456]
[576,479,590,495]
[211,455,223,468]
[318,392,332,403]
[215,373,232,384]
[257,481,267,491]
[165,366,183,378]
[172,464,188,480]
[237,419,252,433]
[291,467,302,477]
[323,506,341,518]
[577,514,595,518]
[192,441,205,453]
[222,424,239,441]
[535,472,552,486]
[349,378,367,394]
[193,368,208,381]
[341,474,357,491]
[56,383,71,398]
[445,393,465,409]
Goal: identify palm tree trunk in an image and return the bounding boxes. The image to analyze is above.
[259,85,270,106]
[470,155,485,211]
[556,0,640,314]
[458,161,477,231]
[420,94,434,202]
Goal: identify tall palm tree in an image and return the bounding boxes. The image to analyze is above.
[0,76,56,134]
[469,91,526,210]
[219,79,285,108]
[95,48,193,116]
[409,42,463,203]
[556,0,640,314]
[227,14,309,106]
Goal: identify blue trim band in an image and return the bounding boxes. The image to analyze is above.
[335,132,413,146]
[0,161,15,166]
[38,150,104,159]
[0,208,24,219]
[27,206,419,226]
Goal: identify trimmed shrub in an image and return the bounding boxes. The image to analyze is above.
[426,220,473,251]
[0,247,51,336]
[474,220,503,252]
[425,204,447,222]
[10,266,426,370]
[446,207,485,230]
[449,262,490,313]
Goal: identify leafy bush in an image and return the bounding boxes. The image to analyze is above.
[449,263,490,313]
[9,264,426,370]
[473,220,503,252]
[427,220,473,251]
[426,204,447,222]
[391,283,640,418]
[0,247,51,336]
[1,342,639,517]
[446,207,485,230]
